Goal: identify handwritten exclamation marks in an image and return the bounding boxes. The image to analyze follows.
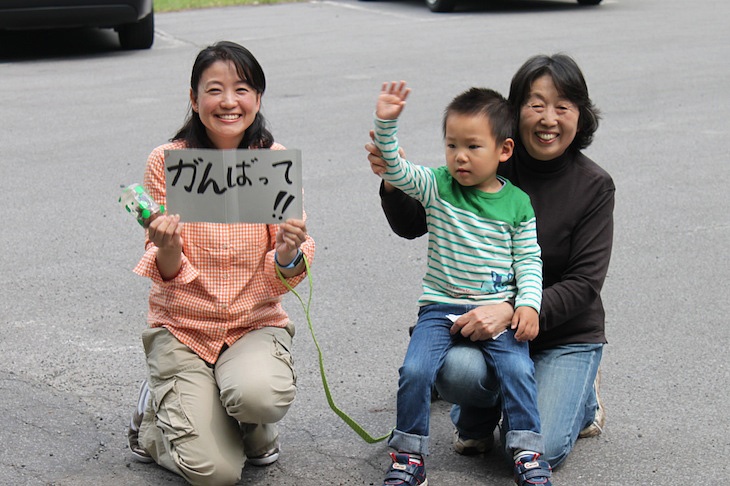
[273,191,295,220]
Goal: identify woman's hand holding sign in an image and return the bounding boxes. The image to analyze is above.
[275,218,308,277]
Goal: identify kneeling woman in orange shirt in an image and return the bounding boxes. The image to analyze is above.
[127,41,314,486]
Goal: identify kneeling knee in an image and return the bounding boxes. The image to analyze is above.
[220,380,294,424]
[542,439,570,469]
[179,455,242,486]
[399,363,434,389]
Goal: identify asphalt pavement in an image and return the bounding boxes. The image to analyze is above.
[1,0,728,484]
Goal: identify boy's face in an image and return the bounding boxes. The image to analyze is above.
[445,113,513,193]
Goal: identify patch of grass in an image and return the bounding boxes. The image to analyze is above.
[155,0,293,12]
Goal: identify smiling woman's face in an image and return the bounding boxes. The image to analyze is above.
[191,60,261,150]
[519,74,580,161]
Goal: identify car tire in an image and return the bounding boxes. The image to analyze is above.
[576,0,602,4]
[426,0,456,12]
[118,10,154,50]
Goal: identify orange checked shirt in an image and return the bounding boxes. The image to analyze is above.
[134,140,315,364]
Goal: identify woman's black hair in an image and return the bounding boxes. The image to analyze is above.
[508,53,600,151]
[172,41,274,149]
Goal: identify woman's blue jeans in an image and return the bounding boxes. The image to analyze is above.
[435,340,603,468]
[388,304,544,457]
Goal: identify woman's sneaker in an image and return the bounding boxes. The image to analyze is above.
[127,380,153,463]
[579,367,606,438]
[513,453,552,486]
[246,444,280,466]
[383,452,427,486]
[452,429,492,455]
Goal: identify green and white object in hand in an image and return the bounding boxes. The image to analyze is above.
[119,183,165,227]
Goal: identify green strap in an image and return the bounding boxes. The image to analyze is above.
[276,254,393,443]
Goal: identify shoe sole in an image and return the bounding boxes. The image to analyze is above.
[384,480,428,486]
[129,449,154,463]
[247,451,279,466]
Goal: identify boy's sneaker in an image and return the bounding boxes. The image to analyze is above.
[383,452,427,486]
[247,444,280,466]
[452,429,492,455]
[579,367,605,438]
[513,453,552,486]
[128,380,153,463]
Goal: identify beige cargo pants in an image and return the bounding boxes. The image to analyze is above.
[138,324,296,486]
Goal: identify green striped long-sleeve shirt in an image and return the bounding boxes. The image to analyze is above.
[374,117,542,311]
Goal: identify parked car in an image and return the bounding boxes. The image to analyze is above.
[0,0,154,49]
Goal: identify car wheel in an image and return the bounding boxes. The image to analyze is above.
[118,11,154,50]
[426,0,456,12]
[577,0,602,4]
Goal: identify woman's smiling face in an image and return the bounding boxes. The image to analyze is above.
[519,74,580,161]
[191,60,261,150]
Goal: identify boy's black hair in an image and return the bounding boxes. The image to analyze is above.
[173,41,274,149]
[509,53,600,150]
[442,88,515,144]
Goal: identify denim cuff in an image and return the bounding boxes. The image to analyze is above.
[505,430,545,456]
[388,429,430,456]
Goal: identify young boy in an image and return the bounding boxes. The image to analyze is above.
[372,82,552,486]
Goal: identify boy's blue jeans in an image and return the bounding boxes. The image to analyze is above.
[435,341,603,468]
[388,303,544,457]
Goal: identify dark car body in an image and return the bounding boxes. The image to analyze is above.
[0,0,154,49]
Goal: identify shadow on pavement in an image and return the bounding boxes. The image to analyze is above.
[0,27,130,62]
[369,0,595,14]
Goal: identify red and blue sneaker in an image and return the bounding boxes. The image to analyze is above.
[383,452,427,486]
[514,453,552,485]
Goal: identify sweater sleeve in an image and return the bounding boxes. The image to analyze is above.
[512,212,543,313]
[373,117,436,206]
[540,186,614,331]
[379,182,428,240]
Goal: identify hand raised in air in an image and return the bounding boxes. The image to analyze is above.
[376,81,411,120]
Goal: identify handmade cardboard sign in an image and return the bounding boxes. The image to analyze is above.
[164,149,302,224]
